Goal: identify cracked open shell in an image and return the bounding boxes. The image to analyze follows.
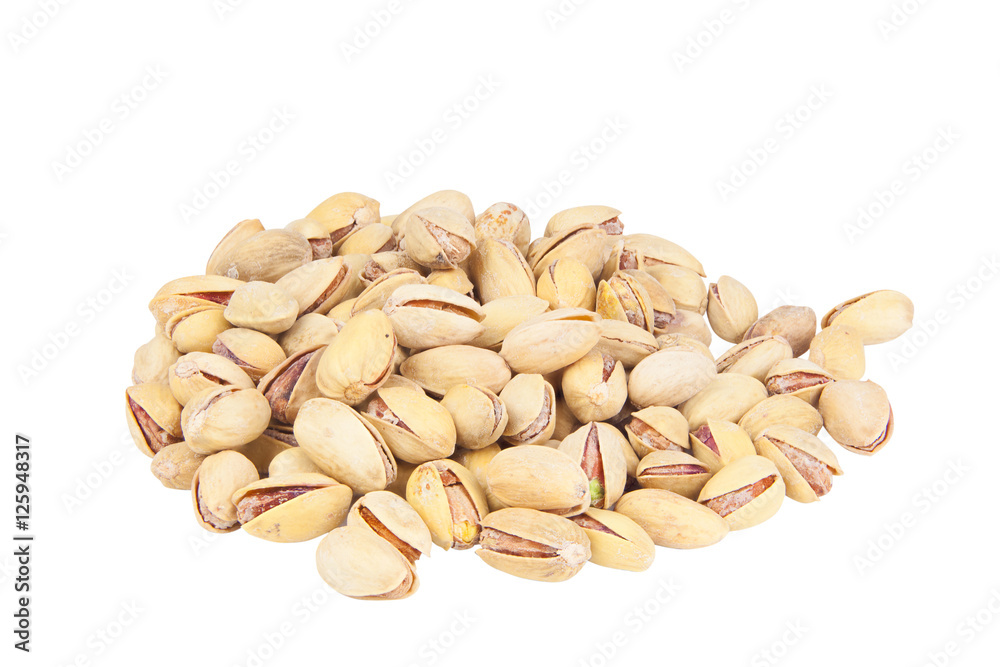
[716,335,794,383]
[167,351,255,406]
[624,406,690,459]
[231,473,353,542]
[441,385,508,450]
[500,308,601,375]
[469,237,537,303]
[315,310,396,406]
[818,380,894,455]
[628,347,717,408]
[677,373,768,431]
[615,489,729,549]
[305,191,381,251]
[348,491,433,563]
[406,459,489,550]
[697,455,785,530]
[707,276,758,343]
[636,450,713,500]
[527,226,608,279]
[688,418,756,474]
[754,425,843,503]
[164,306,233,354]
[401,345,512,397]
[569,508,654,572]
[485,445,591,516]
[764,358,836,407]
[544,205,623,238]
[257,345,326,424]
[466,295,550,350]
[149,274,244,326]
[274,257,354,317]
[383,283,485,349]
[822,290,914,345]
[315,526,418,601]
[738,395,823,440]
[477,508,592,582]
[180,386,272,455]
[558,422,628,510]
[362,386,457,464]
[126,383,183,457]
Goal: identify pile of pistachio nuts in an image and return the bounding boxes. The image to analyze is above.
[126,191,914,600]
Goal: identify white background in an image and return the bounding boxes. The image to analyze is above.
[3,1,999,666]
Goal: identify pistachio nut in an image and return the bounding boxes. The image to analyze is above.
[561,350,627,423]
[257,345,326,423]
[404,207,477,270]
[467,295,550,350]
[707,276,759,343]
[406,459,489,550]
[451,444,507,512]
[274,257,353,317]
[822,290,914,345]
[477,507,591,582]
[592,319,658,369]
[624,269,677,335]
[150,442,206,490]
[677,373,768,431]
[655,308,713,346]
[656,333,715,361]
[557,422,628,509]
[625,406,690,458]
[536,258,597,311]
[149,275,243,326]
[208,329,285,384]
[363,387,457,464]
[469,238,536,303]
[229,473,352,542]
[351,268,426,315]
[499,308,601,375]
[689,418,756,474]
[167,351,255,406]
[235,426,298,475]
[818,380,893,455]
[627,347,717,408]
[376,374,426,396]
[615,489,729,549]
[362,251,423,285]
[569,508,654,572]
[544,205,623,238]
[474,202,531,255]
[754,425,843,503]
[697,455,785,530]
[619,233,706,277]
[744,306,817,357]
[315,310,396,405]
[597,271,655,334]
[643,264,708,314]
[347,491,433,562]
[192,450,260,533]
[328,298,357,323]
[527,226,607,279]
[285,218,334,259]
[441,385,508,450]
[277,313,341,357]
[164,306,233,354]
[208,229,312,282]
[206,218,265,275]
[485,445,591,516]
[738,395,823,440]
[497,374,556,446]
[716,335,794,383]
[132,333,181,385]
[764,358,835,407]
[315,525,418,600]
[126,384,183,457]
[426,268,475,298]
[181,386,272,455]
[808,325,866,381]
[393,190,475,240]
[401,345,512,397]
[306,191,381,250]
[338,222,396,256]
[636,450,712,500]
[383,284,485,349]
[268,447,324,477]
[221,280,298,334]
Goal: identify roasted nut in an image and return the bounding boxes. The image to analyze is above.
[485,445,590,516]
[406,459,489,550]
[716,335,794,383]
[467,295,550,350]
[181,386,272,455]
[164,306,233,354]
[383,284,485,349]
[277,313,341,356]
[628,347,717,408]
[405,207,477,270]
[500,308,601,375]
[451,444,506,512]
[206,219,265,275]
[132,333,181,385]
[394,190,475,240]
[232,473,353,542]
[474,202,531,255]
[223,281,298,334]
[707,276,758,344]
[401,345,512,397]
[698,455,785,530]
[315,310,396,405]
[362,387,458,464]
[285,218,334,259]
[558,422,628,509]
[352,268,427,315]
[689,419,756,474]
[426,268,475,297]
[208,229,312,282]
[625,406,690,458]
[808,325,866,381]
[677,373,768,431]
[469,238,536,303]
[592,319,658,369]
[150,442,206,490]
[126,384,183,457]
[656,333,715,361]
[167,352,255,406]
[527,226,607,279]
[818,380,893,455]
[306,192,381,250]
[754,426,843,503]
[338,222,396,256]
[268,448,324,477]
[536,258,597,311]
[213,328,286,382]
[561,350,627,423]
[655,308,713,347]
[236,425,297,474]
[149,275,243,326]
[362,251,423,285]
[636,450,712,500]
[499,374,557,447]
[274,257,354,317]
[620,233,705,277]
[744,306,817,357]
[315,526,418,600]
[764,358,835,406]
[597,272,655,334]
[545,205,623,238]
[822,290,914,345]
[738,395,823,440]
[441,385,508,450]
[192,450,259,533]
[569,508,654,572]
[477,507,592,582]
[615,489,729,549]
[257,345,326,423]
[347,491,433,562]
[624,269,677,335]
[644,264,707,314]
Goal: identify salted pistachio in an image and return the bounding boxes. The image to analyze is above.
[536,258,597,311]
[362,387,457,464]
[126,384,183,457]
[738,395,823,441]
[294,398,397,493]
[393,190,475,240]
[441,385,508,450]
[348,491,433,562]
[132,333,181,385]
[232,473,353,543]
[315,525,418,601]
[477,508,591,582]
[257,345,326,423]
[338,222,395,256]
[383,284,485,349]
[328,298,356,322]
[285,218,334,259]
[755,425,843,503]
[351,268,427,315]
[808,325,865,381]
[716,335,794,383]
[222,281,298,334]
[592,319,658,369]
[499,374,557,447]
[527,226,607,279]
[570,508,654,572]
[818,380,893,455]
[315,310,396,405]
[597,271,655,334]
[475,203,531,256]
[340,253,376,300]
[624,269,677,335]
[268,447,324,477]
[361,251,423,285]
[404,207,477,270]
[149,275,244,326]
[698,455,785,530]
[500,308,601,375]
[305,191,381,250]
[625,406,689,458]
[561,350,627,423]
[677,374,768,431]
[167,351,255,406]
[426,268,475,297]
[655,308,713,346]
[277,313,341,357]
[636,450,712,500]
[181,386,271,455]
[485,445,591,516]
[210,229,313,282]
[615,489,729,549]
[822,290,914,345]
[558,422,628,510]
[656,333,714,361]
[164,306,233,354]
[744,306,817,357]
[764,358,835,407]
[452,444,507,512]
[467,295,550,350]
[235,426,298,475]
[644,264,707,314]
[406,459,489,550]
[401,345,512,397]
[600,239,639,280]
[150,442,206,490]
[192,450,259,533]
[627,347,717,409]
[689,419,756,474]
[707,276,759,343]
[470,238,536,303]
[619,233,705,277]
[206,218,265,275]
[213,328,286,382]
[274,257,353,317]
[544,205,623,238]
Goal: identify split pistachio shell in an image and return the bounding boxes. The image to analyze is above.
[470,238,536,303]
[452,444,507,512]
[294,398,397,494]
[655,308,713,347]
[477,508,592,582]
[474,203,531,255]
[716,336,794,383]
[165,306,233,354]
[601,238,641,279]
[818,380,893,455]
[597,272,655,334]
[624,269,677,335]
[405,207,477,270]
[527,226,607,279]
[406,459,489,550]
[362,387,458,464]
[569,508,654,572]
[126,383,183,457]
[285,218,334,259]
[352,268,427,315]
[394,190,475,240]
[315,310,396,405]
[348,491,433,562]
[636,450,712,500]
[656,333,715,361]
[362,251,423,284]
[467,295,550,350]
[268,448,324,477]
[232,473,353,542]
[485,445,591,516]
[644,264,708,314]
[441,385,508,450]
[545,205,622,238]
[167,352,255,406]
[257,345,326,423]
[561,350,627,423]
[500,308,601,375]
[558,422,628,509]
[206,219,265,275]
[426,268,475,297]
[306,192,381,249]
[222,281,298,334]
[615,489,729,549]
[620,233,705,277]
[338,222,396,256]
[132,333,181,385]
[625,406,690,458]
[213,328,286,382]
[808,325,866,381]
[744,306,817,357]
[277,313,341,356]
[328,298,357,323]
[754,426,843,503]
[677,374,768,431]
[192,450,260,533]
[181,386,272,454]
[764,358,836,407]
[149,275,244,326]
[536,258,597,311]
[383,284,485,349]
[707,276,759,343]
[208,229,312,282]
[401,345,512,397]
[822,290,914,345]
[150,442,206,490]
[628,347,717,408]
[274,257,353,317]
[698,455,785,530]
[499,374,557,446]
[315,526,418,601]
[689,419,756,474]
[738,395,823,441]
[592,319,658,369]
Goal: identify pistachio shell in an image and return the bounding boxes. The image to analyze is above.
[234,427,297,475]
[500,308,601,375]
[636,450,712,500]
[625,406,690,458]
[643,264,707,313]
[716,336,794,383]
[764,358,836,407]
[406,459,489,550]
[474,202,531,255]
[620,233,705,277]
[470,238,536,303]
[477,508,592,582]
[209,229,312,282]
[592,319,658,369]
[149,275,244,326]
[738,395,823,440]
[677,374,768,431]
[315,526,418,600]
[257,345,326,423]
[383,284,485,349]
[206,219,265,275]
[818,380,893,455]
[125,384,183,457]
[132,333,181,385]
[452,444,507,512]
[485,445,591,516]
[181,386,272,454]
[426,268,475,297]
[394,190,475,240]
[352,268,427,315]
[404,207,477,270]
[362,387,457,464]
[597,272,655,334]
[628,347,717,408]
[688,419,756,474]
[315,310,396,405]
[656,333,715,361]
[655,308,713,346]
[535,258,596,311]
[697,455,785,530]
[267,448,324,477]
[150,442,206,490]
[212,328,286,382]
[274,257,353,317]
[338,222,396,256]
[441,385,508,450]
[544,205,622,237]
[499,374,557,446]
[707,276,759,343]
[401,346,512,397]
[348,491,433,562]
[558,422,628,510]
[306,192,381,249]
[527,226,608,279]
[615,489,729,549]
[808,325,866,381]
[285,217,334,259]
[467,295,551,350]
[277,313,342,357]
[222,281,298,334]
[192,451,259,533]
[362,251,423,284]
[822,290,914,345]
[232,473,353,542]
[561,350,628,423]
[624,269,677,335]
[754,425,843,503]
[167,352,255,406]
[744,306,817,357]
[569,508,654,572]
[165,306,233,354]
